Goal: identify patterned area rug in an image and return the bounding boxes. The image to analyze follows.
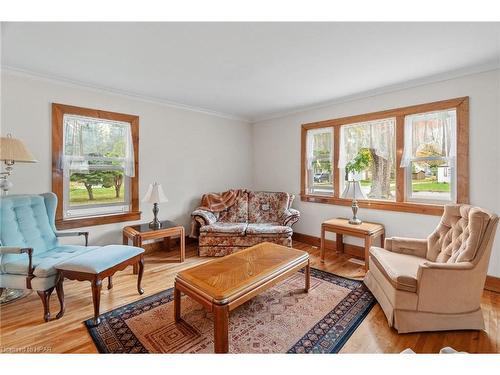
[85,268,375,353]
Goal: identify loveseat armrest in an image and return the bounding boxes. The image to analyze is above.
[0,246,34,285]
[283,208,300,227]
[385,237,427,258]
[416,261,480,313]
[55,231,89,246]
[191,209,217,226]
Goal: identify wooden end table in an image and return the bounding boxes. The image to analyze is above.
[174,242,310,353]
[123,220,185,273]
[320,218,385,270]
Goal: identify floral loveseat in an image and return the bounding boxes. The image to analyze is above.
[191,190,300,256]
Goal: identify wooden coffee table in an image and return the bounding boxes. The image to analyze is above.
[174,242,310,353]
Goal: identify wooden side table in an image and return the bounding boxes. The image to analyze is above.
[320,218,384,270]
[123,220,185,273]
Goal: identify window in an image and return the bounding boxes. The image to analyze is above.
[300,97,468,215]
[402,109,457,203]
[52,104,140,229]
[305,127,334,195]
[339,118,396,201]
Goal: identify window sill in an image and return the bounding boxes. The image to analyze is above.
[300,194,444,216]
[55,211,142,229]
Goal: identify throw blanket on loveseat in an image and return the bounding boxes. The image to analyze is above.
[190,190,300,256]
[189,189,247,238]
[199,189,248,212]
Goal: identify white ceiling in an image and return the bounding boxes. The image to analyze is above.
[2,22,499,121]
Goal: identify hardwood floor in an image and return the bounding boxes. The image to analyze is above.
[1,241,499,353]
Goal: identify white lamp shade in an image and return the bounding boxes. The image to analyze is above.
[142,182,168,204]
[0,135,37,162]
[341,180,367,200]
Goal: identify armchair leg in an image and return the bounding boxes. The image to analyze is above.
[37,287,55,322]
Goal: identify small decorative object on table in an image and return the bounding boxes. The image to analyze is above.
[342,150,369,225]
[123,220,185,264]
[142,182,168,229]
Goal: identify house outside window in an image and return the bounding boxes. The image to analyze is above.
[52,104,140,229]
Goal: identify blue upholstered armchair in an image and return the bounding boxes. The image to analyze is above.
[0,193,95,321]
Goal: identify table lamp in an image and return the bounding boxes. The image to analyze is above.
[142,182,168,229]
[341,180,366,225]
[0,133,37,194]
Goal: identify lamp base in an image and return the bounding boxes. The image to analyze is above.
[149,203,162,229]
[349,199,362,225]
[149,220,162,229]
[348,218,363,225]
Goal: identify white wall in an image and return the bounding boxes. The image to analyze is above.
[252,69,500,277]
[0,70,253,245]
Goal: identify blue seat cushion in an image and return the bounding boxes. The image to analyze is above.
[1,245,99,277]
[55,245,144,274]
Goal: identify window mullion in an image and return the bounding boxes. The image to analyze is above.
[333,125,340,198]
[396,115,405,202]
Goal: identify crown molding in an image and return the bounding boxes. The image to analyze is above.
[0,65,251,123]
[250,59,500,123]
[3,60,499,125]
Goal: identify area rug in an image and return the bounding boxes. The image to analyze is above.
[85,268,375,353]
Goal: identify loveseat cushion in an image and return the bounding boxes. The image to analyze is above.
[218,192,249,223]
[200,222,248,236]
[245,223,293,236]
[248,192,291,224]
[369,246,427,293]
[1,245,99,277]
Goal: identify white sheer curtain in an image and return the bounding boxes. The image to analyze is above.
[338,118,395,169]
[62,114,135,177]
[306,127,333,193]
[400,109,456,167]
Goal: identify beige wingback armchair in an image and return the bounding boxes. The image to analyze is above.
[364,204,499,333]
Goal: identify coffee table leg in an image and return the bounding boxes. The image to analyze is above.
[305,260,310,293]
[174,285,181,322]
[137,256,145,295]
[91,278,102,326]
[56,273,65,319]
[214,304,229,353]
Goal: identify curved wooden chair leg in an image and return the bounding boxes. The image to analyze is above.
[137,257,144,295]
[56,274,65,319]
[37,287,54,322]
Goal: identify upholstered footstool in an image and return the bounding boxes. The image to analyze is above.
[55,245,145,326]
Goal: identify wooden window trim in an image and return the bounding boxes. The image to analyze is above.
[52,103,141,229]
[300,97,469,216]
